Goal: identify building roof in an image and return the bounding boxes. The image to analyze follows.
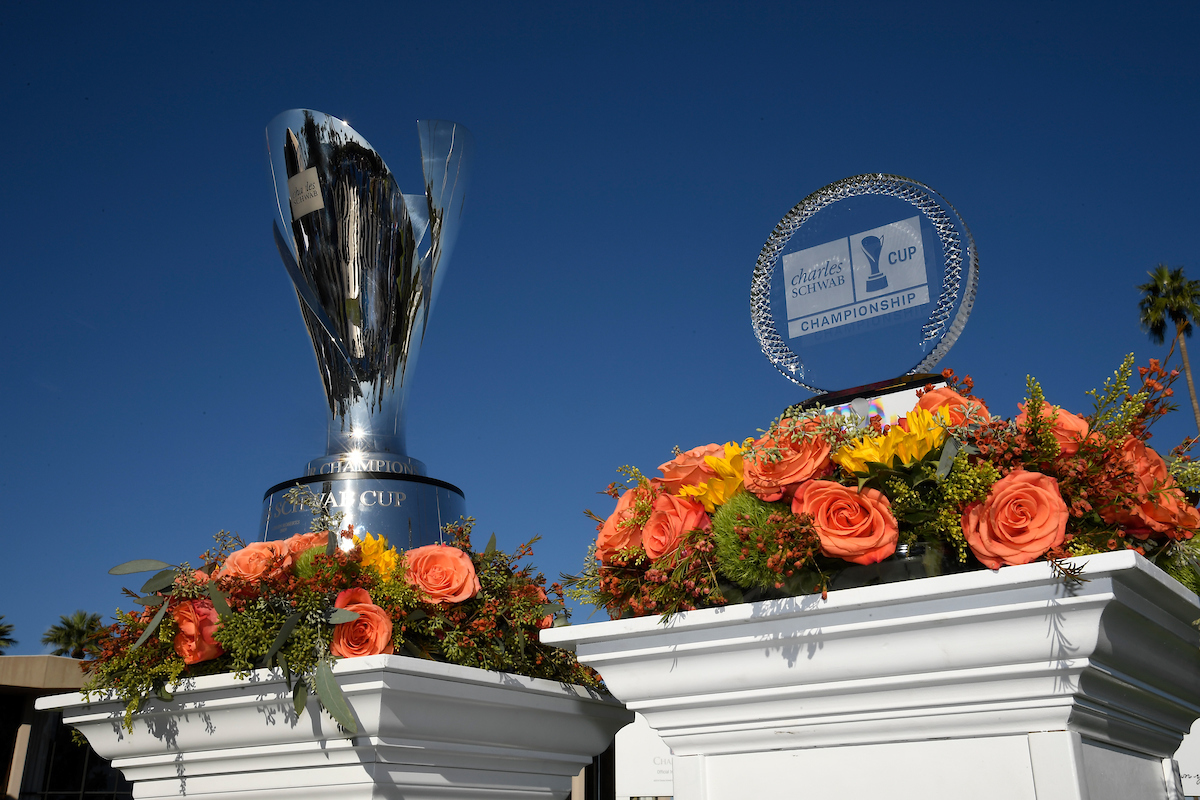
[0,656,87,691]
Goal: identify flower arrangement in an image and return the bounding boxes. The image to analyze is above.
[567,356,1200,619]
[85,489,596,732]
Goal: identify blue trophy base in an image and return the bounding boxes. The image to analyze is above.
[259,472,466,549]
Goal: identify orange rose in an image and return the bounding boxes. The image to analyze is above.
[284,530,329,555]
[642,494,710,560]
[1016,402,1090,456]
[962,469,1067,569]
[404,545,481,604]
[172,598,224,665]
[330,588,394,658]
[791,481,898,565]
[743,418,832,502]
[597,487,649,564]
[217,541,293,584]
[1101,438,1198,537]
[917,387,989,426]
[657,444,725,493]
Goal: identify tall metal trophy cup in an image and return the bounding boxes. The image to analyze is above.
[260,110,472,547]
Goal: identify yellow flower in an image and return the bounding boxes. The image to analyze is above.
[678,441,747,512]
[833,407,949,474]
[357,531,399,576]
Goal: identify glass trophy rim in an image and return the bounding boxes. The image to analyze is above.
[749,172,979,393]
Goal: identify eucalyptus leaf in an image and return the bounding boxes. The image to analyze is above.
[156,685,174,702]
[293,678,308,716]
[539,603,564,615]
[402,640,431,659]
[109,559,173,575]
[278,652,292,692]
[404,610,428,623]
[936,439,960,479]
[131,602,170,650]
[485,534,497,555]
[140,569,178,595]
[134,595,165,607]
[260,612,302,668]
[313,660,358,734]
[327,608,361,625]
[206,582,232,618]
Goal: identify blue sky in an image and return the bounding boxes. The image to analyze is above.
[3,1,1198,653]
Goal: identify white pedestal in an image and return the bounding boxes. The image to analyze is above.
[38,654,633,800]
[543,551,1200,800]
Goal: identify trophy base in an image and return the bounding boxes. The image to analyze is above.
[259,472,466,549]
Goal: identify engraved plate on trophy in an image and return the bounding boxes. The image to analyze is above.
[261,109,473,546]
[750,174,978,395]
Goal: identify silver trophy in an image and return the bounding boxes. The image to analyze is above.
[260,110,473,546]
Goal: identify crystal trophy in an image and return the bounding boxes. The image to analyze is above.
[750,174,978,398]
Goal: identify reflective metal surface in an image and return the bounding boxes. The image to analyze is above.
[260,473,466,548]
[266,110,473,469]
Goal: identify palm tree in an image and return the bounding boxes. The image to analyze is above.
[0,617,16,653]
[1139,264,1200,433]
[42,611,104,659]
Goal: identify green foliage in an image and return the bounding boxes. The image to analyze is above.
[42,611,105,659]
[0,617,16,653]
[712,492,821,591]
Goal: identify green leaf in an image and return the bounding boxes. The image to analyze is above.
[327,608,361,625]
[131,602,170,650]
[133,595,165,607]
[313,660,358,734]
[404,609,428,623]
[936,438,959,479]
[140,569,178,594]
[293,677,308,716]
[278,652,292,692]
[206,582,232,618]
[539,603,564,616]
[485,533,497,554]
[260,612,302,668]
[109,559,173,575]
[402,640,431,659]
[156,685,174,703]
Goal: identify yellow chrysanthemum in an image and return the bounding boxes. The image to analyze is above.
[833,406,949,474]
[678,440,747,512]
[357,531,399,576]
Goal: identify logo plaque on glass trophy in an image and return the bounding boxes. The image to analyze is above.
[750,174,978,408]
[260,109,473,547]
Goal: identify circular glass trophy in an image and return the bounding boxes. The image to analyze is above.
[750,174,978,395]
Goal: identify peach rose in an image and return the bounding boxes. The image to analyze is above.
[962,469,1067,569]
[597,487,647,564]
[1016,402,1090,456]
[743,418,832,502]
[217,541,293,584]
[172,598,224,665]
[331,588,394,658]
[284,530,329,555]
[404,545,481,604]
[792,481,898,565]
[657,444,725,493]
[917,387,989,426]
[642,494,710,560]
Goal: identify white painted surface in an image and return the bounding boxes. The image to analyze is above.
[544,552,1200,800]
[614,712,673,798]
[38,654,633,800]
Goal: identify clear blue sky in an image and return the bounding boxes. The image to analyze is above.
[3,1,1198,653]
